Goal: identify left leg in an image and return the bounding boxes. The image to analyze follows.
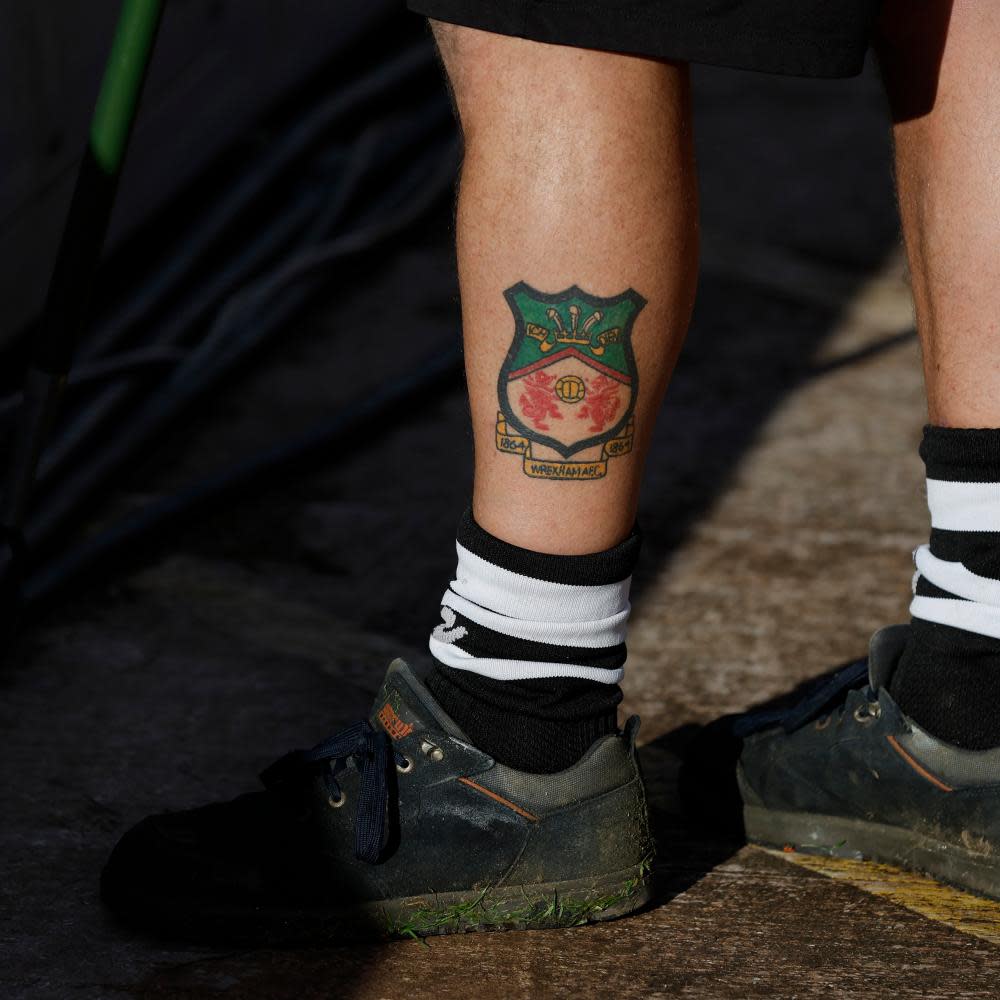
[100,20,695,945]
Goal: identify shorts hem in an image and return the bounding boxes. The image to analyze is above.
[406,0,872,79]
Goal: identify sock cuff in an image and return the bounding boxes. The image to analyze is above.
[900,430,1000,749]
[429,511,635,769]
[920,425,1000,481]
[457,507,641,586]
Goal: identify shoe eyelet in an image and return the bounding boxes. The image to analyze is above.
[396,755,414,774]
[853,701,881,725]
[421,740,445,762]
[815,715,831,730]
[328,792,346,809]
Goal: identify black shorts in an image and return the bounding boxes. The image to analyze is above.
[406,0,884,79]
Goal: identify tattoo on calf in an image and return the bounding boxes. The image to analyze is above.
[496,283,645,481]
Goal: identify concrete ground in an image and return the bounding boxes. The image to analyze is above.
[5,50,1000,1000]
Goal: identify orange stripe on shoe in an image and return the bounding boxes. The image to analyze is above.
[886,734,955,792]
[456,777,539,822]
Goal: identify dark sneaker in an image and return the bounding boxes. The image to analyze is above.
[101,660,654,944]
[734,625,1000,899]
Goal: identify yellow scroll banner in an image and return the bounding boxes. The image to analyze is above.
[495,412,633,480]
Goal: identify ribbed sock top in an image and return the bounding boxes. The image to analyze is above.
[426,509,640,772]
[894,426,1000,749]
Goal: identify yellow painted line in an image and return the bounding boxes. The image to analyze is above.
[759,847,1000,945]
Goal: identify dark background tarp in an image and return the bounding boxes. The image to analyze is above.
[0,0,399,342]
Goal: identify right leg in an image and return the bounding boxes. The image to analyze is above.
[427,24,699,772]
[734,3,1000,903]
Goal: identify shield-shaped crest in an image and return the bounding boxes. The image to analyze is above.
[498,283,645,459]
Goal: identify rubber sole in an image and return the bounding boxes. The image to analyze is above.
[744,804,1000,902]
[102,856,654,945]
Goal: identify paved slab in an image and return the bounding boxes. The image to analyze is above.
[4,47,1000,1000]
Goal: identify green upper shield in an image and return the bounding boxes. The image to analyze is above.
[504,286,641,380]
[498,283,645,458]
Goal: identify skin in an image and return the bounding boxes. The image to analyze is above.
[877,0,1000,428]
[433,24,698,554]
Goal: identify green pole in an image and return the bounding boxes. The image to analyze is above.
[90,0,164,174]
[37,0,164,374]
[1,0,164,558]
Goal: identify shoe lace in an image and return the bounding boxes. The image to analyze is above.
[259,719,409,864]
[733,657,870,738]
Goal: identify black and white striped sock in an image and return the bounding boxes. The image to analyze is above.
[892,427,1000,748]
[425,509,640,772]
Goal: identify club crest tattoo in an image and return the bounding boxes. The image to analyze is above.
[496,283,645,480]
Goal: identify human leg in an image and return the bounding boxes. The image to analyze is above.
[101,24,699,941]
[433,23,697,554]
[733,2,1000,897]
[879,0,1000,747]
[424,24,698,772]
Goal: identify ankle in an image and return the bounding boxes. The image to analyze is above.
[426,663,620,772]
[893,425,1000,748]
[427,508,639,771]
